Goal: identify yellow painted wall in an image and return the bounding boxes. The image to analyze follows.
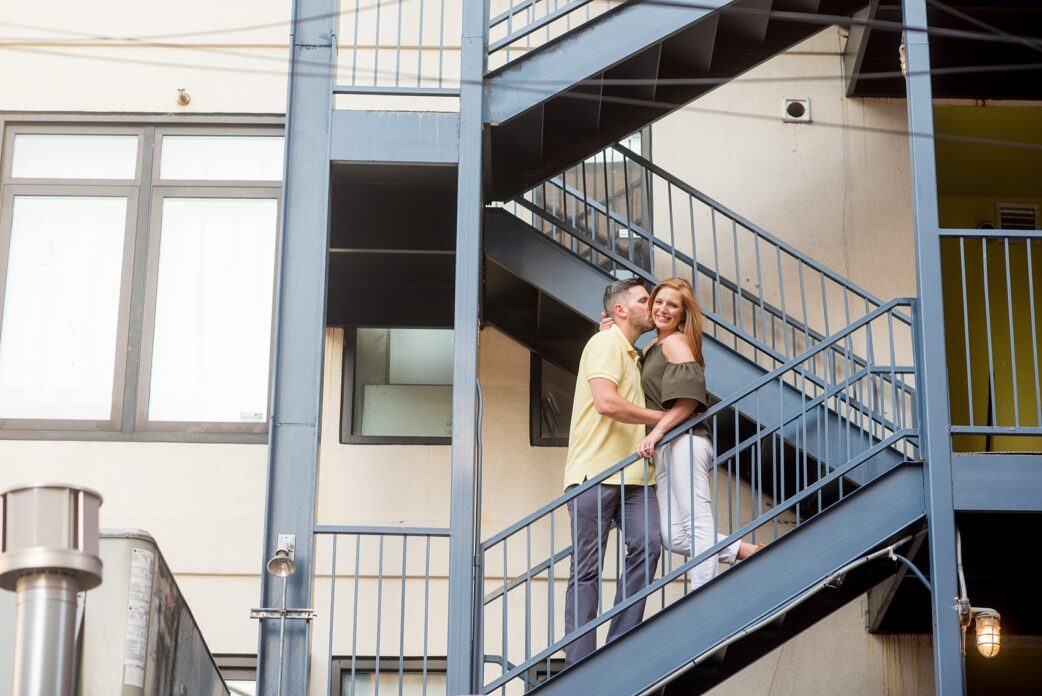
[936,105,1042,453]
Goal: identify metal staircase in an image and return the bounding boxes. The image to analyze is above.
[484,0,871,200]
[478,141,923,693]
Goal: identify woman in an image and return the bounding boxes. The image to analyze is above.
[607,277,760,589]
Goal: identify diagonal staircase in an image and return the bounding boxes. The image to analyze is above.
[473,2,924,693]
[485,0,871,200]
[477,137,919,696]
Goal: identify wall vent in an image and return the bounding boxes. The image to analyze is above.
[997,203,1039,230]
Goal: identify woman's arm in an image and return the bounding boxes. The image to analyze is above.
[636,397,696,458]
[636,334,703,458]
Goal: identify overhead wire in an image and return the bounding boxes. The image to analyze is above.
[2,0,1042,49]
[0,2,1040,154]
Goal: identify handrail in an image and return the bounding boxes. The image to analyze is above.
[478,298,917,693]
[511,195,915,435]
[610,144,906,322]
[486,0,625,69]
[534,174,888,354]
[482,429,918,692]
[481,298,914,550]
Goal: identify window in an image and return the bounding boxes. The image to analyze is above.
[0,124,283,440]
[530,355,576,447]
[341,327,453,443]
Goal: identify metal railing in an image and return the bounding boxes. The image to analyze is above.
[940,229,1042,450]
[486,0,624,71]
[313,525,452,696]
[335,0,461,95]
[476,299,919,694]
[509,143,915,415]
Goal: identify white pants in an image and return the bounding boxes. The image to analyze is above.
[656,434,740,590]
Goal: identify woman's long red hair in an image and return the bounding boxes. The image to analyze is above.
[650,277,705,368]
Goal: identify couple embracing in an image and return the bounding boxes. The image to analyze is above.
[562,277,760,667]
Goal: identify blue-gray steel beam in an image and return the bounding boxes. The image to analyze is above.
[901,1,965,692]
[446,0,487,690]
[484,0,728,125]
[256,0,335,693]
[952,454,1042,512]
[330,111,460,164]
[527,463,926,695]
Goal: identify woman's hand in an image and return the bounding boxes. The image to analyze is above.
[637,430,662,459]
[598,312,614,332]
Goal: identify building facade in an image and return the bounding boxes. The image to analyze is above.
[1,0,1040,694]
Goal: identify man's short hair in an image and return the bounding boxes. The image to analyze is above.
[603,277,646,316]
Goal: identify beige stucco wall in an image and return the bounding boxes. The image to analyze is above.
[651,27,917,305]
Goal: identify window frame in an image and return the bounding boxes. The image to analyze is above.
[0,118,284,442]
[135,186,280,435]
[529,354,573,448]
[340,326,453,445]
[0,183,140,431]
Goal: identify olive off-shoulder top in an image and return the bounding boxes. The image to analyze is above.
[641,341,712,438]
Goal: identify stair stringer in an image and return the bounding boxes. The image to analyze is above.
[526,462,926,695]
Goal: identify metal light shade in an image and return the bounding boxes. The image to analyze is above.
[975,612,1001,658]
[266,549,296,578]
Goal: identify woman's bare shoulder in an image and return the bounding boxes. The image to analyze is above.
[660,333,695,362]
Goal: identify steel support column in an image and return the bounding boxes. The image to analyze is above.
[446,0,487,691]
[256,1,336,693]
[901,1,965,693]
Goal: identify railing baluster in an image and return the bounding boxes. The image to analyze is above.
[422,536,431,696]
[548,510,555,676]
[982,238,999,430]
[502,538,509,676]
[1003,239,1020,427]
[373,0,383,86]
[667,182,677,277]
[326,536,339,696]
[1026,240,1041,427]
[732,219,744,336]
[351,0,361,86]
[417,0,425,88]
[398,537,407,696]
[394,0,404,86]
[438,0,445,87]
[525,526,532,666]
[375,535,384,696]
[351,535,361,693]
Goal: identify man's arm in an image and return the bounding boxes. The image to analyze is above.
[589,378,663,425]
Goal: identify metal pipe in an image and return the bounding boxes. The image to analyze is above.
[277,575,288,696]
[1,484,103,696]
[11,572,79,696]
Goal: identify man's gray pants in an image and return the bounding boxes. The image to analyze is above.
[563,482,662,666]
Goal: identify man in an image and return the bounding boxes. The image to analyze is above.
[563,277,664,666]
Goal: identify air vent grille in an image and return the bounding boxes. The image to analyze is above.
[997,204,1039,230]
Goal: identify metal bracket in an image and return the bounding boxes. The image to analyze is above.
[250,608,317,621]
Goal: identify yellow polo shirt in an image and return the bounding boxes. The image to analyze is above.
[564,324,655,489]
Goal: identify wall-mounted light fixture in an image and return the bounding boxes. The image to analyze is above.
[251,533,315,696]
[956,530,1002,659]
[266,534,296,578]
[974,609,1002,658]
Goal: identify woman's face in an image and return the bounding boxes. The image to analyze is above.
[652,287,684,334]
